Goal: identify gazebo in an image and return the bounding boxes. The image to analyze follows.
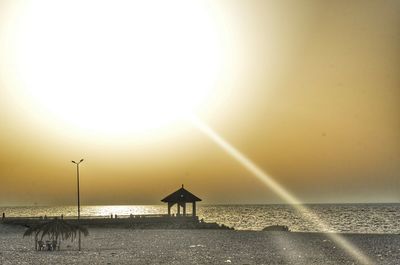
[161,185,202,217]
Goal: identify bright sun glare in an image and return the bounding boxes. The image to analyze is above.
[12,0,221,135]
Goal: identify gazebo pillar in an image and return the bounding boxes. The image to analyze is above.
[183,203,186,216]
[177,204,181,215]
[167,202,172,216]
[192,202,196,217]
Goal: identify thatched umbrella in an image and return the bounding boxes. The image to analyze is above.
[23,218,89,250]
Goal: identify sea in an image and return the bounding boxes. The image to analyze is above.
[1,204,399,234]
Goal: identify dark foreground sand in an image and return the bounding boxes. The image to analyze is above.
[0,224,399,265]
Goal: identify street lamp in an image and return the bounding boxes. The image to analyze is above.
[71,158,84,251]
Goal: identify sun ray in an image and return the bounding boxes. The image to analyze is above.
[189,115,374,265]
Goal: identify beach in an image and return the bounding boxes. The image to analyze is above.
[1,224,399,265]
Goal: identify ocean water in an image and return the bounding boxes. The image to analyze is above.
[1,204,399,234]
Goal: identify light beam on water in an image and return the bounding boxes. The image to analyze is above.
[190,115,373,265]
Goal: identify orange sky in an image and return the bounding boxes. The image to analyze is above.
[0,0,399,205]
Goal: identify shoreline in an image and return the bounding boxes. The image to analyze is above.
[1,215,233,230]
[3,216,400,235]
[1,204,399,234]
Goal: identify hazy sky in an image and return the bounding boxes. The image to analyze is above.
[0,0,399,205]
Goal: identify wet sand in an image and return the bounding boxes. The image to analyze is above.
[0,224,399,264]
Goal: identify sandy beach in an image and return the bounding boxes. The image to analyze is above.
[0,224,399,265]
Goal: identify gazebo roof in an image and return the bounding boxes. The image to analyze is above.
[161,185,202,203]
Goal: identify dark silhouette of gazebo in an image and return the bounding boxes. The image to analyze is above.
[161,185,202,217]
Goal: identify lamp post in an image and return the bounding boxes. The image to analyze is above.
[72,158,84,251]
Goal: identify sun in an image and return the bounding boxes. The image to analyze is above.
[11,0,221,136]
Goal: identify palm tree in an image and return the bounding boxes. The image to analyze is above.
[23,217,89,250]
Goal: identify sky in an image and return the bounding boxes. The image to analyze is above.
[0,0,399,205]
